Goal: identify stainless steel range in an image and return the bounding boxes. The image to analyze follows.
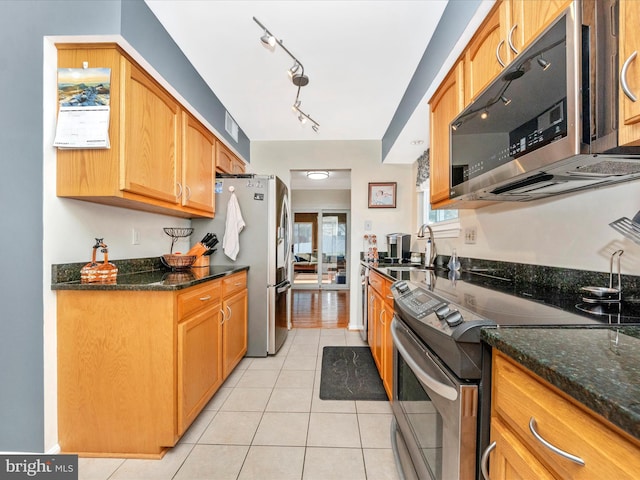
[387,271,640,480]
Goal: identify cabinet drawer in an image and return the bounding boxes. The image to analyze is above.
[177,280,221,320]
[492,352,640,479]
[222,271,247,298]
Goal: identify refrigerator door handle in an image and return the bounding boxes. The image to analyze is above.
[276,281,292,294]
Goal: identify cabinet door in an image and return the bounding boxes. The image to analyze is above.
[216,142,245,174]
[619,0,640,146]
[488,419,556,480]
[371,290,384,372]
[177,306,222,435]
[429,61,464,205]
[222,289,248,378]
[122,60,181,204]
[182,112,215,214]
[382,294,394,400]
[465,5,504,104]
[508,0,570,55]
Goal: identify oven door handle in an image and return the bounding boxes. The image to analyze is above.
[391,317,458,401]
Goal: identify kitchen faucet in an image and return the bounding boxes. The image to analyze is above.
[417,224,437,267]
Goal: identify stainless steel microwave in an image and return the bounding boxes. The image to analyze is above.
[449,0,640,202]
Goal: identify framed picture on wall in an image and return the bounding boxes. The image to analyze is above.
[368,182,397,208]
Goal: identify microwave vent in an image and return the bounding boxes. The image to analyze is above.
[572,160,640,176]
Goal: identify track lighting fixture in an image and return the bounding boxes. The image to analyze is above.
[500,95,512,106]
[537,56,551,70]
[253,16,320,132]
[480,109,489,120]
[452,121,463,131]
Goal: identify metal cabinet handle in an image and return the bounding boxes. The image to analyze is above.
[386,294,394,299]
[226,305,232,321]
[380,308,386,325]
[621,51,638,102]
[529,418,585,466]
[184,184,192,201]
[220,308,226,325]
[481,441,496,480]
[508,24,519,55]
[199,295,211,301]
[176,182,183,199]
[496,40,505,68]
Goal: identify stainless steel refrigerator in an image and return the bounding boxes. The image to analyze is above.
[192,174,291,356]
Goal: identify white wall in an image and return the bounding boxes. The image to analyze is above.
[439,181,640,275]
[250,140,415,330]
[291,189,351,210]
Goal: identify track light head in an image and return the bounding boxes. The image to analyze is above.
[537,57,551,70]
[298,114,307,125]
[452,121,463,131]
[291,73,309,87]
[312,124,319,133]
[260,31,276,50]
[288,62,300,78]
[480,110,489,120]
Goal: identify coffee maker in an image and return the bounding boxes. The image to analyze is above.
[386,233,411,263]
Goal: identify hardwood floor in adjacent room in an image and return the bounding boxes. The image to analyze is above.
[291,289,349,328]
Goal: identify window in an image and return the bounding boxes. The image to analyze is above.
[293,222,313,254]
[418,183,460,238]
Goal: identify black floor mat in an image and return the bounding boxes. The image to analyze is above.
[319,346,387,401]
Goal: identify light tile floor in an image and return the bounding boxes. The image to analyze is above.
[78,328,401,480]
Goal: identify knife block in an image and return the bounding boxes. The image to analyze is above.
[192,255,210,268]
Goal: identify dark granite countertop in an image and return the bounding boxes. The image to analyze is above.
[482,326,640,441]
[51,256,248,291]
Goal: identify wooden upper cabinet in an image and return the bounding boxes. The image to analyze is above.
[507,0,571,56]
[122,60,181,204]
[56,43,216,219]
[216,140,245,174]
[182,112,215,214]
[429,60,464,205]
[619,0,640,146]
[465,4,505,105]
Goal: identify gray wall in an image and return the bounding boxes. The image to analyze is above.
[381,0,482,160]
[0,0,248,452]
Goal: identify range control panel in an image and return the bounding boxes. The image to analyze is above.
[392,281,464,328]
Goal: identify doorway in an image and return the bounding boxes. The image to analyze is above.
[292,210,349,290]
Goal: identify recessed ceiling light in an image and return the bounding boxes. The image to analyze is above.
[410,140,424,145]
[306,170,329,180]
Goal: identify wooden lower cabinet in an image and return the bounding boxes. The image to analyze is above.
[177,305,223,436]
[56,274,247,457]
[368,270,394,400]
[485,351,640,479]
[221,272,248,378]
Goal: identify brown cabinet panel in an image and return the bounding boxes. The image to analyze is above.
[182,112,215,213]
[619,0,640,146]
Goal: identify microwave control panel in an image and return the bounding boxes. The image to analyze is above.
[508,98,568,159]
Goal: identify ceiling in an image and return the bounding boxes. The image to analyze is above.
[143,0,471,166]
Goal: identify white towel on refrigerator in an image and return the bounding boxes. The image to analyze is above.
[223,192,246,261]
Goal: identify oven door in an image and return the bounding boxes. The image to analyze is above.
[391,316,478,480]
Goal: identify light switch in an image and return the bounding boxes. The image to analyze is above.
[364,220,372,231]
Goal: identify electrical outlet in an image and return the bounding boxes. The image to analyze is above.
[132,228,140,245]
[464,226,477,244]
[364,220,372,231]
